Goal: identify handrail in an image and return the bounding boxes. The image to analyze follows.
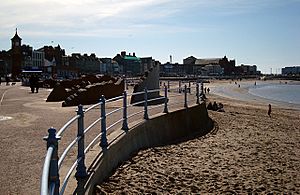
[85,102,102,113]
[106,107,123,117]
[41,81,204,195]
[84,132,102,154]
[106,95,123,103]
[129,100,145,107]
[59,157,81,195]
[147,103,165,111]
[84,117,102,134]
[41,146,54,195]
[146,96,165,103]
[58,136,81,169]
[106,118,124,132]
[147,88,161,93]
[127,109,144,119]
[57,115,80,137]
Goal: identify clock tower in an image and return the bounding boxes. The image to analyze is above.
[10,28,22,78]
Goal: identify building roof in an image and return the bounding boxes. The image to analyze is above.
[124,55,140,61]
[11,29,22,41]
[195,58,221,65]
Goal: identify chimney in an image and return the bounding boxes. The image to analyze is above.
[121,51,126,57]
[133,52,136,57]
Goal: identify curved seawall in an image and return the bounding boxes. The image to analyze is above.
[84,102,213,194]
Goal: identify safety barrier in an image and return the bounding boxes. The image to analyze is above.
[41,81,204,195]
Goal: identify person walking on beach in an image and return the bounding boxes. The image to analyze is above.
[207,88,210,94]
[268,104,272,117]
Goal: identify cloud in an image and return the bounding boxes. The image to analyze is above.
[0,0,298,39]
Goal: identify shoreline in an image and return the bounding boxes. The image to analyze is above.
[205,79,300,110]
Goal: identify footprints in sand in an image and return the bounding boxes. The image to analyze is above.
[96,104,300,194]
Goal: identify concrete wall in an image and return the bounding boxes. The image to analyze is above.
[84,103,213,194]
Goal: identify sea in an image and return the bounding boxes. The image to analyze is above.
[211,81,300,110]
[248,83,300,105]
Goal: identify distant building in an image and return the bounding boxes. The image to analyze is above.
[67,53,102,74]
[32,50,45,68]
[0,51,10,76]
[182,55,235,76]
[160,62,184,77]
[100,58,120,75]
[236,64,258,75]
[202,64,224,76]
[113,51,142,76]
[37,45,66,77]
[10,29,23,78]
[282,66,300,75]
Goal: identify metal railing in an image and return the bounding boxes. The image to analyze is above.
[41,81,205,195]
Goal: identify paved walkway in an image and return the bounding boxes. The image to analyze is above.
[0,81,199,194]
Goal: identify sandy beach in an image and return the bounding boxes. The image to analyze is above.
[96,80,300,194]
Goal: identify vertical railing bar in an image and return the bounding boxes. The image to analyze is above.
[122,91,129,131]
[144,88,149,120]
[179,80,182,93]
[196,83,200,104]
[184,85,188,108]
[75,105,87,180]
[163,84,168,113]
[100,96,108,148]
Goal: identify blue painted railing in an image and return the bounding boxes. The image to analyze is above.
[41,81,204,195]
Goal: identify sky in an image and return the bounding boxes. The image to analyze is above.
[0,0,300,74]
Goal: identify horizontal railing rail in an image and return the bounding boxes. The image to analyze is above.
[41,80,205,195]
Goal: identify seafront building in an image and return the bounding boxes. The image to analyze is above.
[0,29,264,79]
[282,66,300,75]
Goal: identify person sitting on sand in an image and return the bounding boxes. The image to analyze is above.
[268,104,272,117]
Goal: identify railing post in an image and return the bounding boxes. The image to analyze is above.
[75,105,87,179]
[184,85,188,108]
[122,91,129,131]
[167,80,170,92]
[43,127,61,195]
[163,84,168,113]
[188,81,191,94]
[200,81,205,101]
[100,95,108,148]
[144,88,149,120]
[196,83,200,104]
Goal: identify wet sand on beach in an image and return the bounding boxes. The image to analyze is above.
[96,82,300,194]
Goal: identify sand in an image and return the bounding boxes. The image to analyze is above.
[96,81,300,194]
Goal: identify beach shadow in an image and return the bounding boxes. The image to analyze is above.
[74,116,216,194]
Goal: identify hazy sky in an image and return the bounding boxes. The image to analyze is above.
[1,0,299,73]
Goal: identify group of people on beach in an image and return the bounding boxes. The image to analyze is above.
[29,75,40,93]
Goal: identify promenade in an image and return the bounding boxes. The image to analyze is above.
[0,83,76,194]
[0,81,197,194]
